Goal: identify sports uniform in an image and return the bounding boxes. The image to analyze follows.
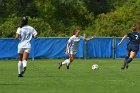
[118,24,140,70]
[58,29,94,69]
[127,32,140,53]
[67,35,85,55]
[16,25,37,53]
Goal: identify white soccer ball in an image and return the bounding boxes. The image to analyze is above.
[92,64,99,70]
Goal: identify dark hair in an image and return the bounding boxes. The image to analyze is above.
[20,16,28,28]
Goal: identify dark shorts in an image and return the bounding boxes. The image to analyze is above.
[127,44,139,53]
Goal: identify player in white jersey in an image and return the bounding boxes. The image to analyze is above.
[58,29,95,69]
[16,17,37,77]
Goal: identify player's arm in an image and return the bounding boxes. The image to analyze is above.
[66,36,73,54]
[15,28,20,39]
[84,35,96,41]
[15,33,19,39]
[65,42,70,54]
[118,35,128,46]
[32,29,37,38]
[66,42,70,50]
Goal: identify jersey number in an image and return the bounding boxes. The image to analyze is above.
[135,35,138,40]
[24,34,31,40]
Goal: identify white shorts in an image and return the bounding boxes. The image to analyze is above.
[18,48,31,54]
[67,48,77,55]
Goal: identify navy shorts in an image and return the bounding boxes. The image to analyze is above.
[127,44,139,53]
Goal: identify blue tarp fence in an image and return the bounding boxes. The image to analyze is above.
[0,37,140,59]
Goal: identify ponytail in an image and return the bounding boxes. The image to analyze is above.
[20,17,28,28]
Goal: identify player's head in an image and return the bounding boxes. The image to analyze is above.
[20,16,28,28]
[131,23,137,32]
[73,29,80,36]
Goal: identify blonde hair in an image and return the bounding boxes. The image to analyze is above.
[72,28,80,35]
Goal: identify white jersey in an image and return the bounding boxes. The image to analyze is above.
[68,35,85,53]
[16,25,37,48]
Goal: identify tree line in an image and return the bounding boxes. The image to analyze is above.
[0,0,140,38]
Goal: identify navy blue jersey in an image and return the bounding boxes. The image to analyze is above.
[127,32,140,46]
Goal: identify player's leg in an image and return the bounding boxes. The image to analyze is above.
[21,49,30,74]
[67,54,75,69]
[124,51,130,62]
[69,54,75,62]
[66,49,75,69]
[58,58,71,69]
[18,48,24,77]
[121,51,130,69]
[18,53,23,77]
[58,54,75,69]
[58,49,74,69]
[125,46,138,69]
[126,51,137,66]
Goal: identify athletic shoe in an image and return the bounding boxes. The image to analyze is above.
[121,65,125,70]
[126,64,129,69]
[67,65,69,69]
[18,74,23,77]
[58,62,62,69]
[21,67,27,75]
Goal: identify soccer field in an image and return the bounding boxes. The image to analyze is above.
[0,59,140,93]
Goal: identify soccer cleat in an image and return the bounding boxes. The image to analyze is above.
[126,64,129,69]
[18,74,23,77]
[121,65,125,70]
[121,63,129,70]
[67,65,69,69]
[21,67,27,75]
[58,62,62,69]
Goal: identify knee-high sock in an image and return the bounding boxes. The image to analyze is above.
[18,61,23,74]
[124,56,129,66]
[126,58,133,64]
[22,60,27,68]
[66,59,70,66]
[62,59,70,66]
[62,59,67,65]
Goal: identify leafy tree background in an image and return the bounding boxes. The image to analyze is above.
[0,0,140,37]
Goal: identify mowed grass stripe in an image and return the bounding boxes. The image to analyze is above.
[0,59,140,93]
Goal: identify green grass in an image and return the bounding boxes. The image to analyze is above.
[0,59,140,93]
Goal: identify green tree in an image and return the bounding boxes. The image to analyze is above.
[1,0,140,37]
[93,0,140,37]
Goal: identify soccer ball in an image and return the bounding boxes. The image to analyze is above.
[92,64,99,70]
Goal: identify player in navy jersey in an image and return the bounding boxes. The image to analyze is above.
[118,24,140,69]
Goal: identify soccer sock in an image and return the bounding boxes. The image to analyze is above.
[62,60,67,65]
[22,60,27,68]
[66,59,70,66]
[126,58,133,64]
[62,59,69,65]
[124,56,129,66]
[18,61,23,74]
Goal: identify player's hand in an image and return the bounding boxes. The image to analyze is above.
[65,50,68,54]
[91,35,96,39]
[118,42,121,46]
